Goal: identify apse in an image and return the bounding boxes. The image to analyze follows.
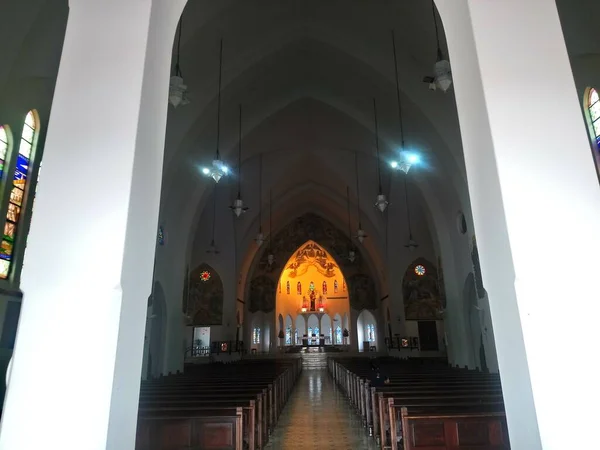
[275,240,351,346]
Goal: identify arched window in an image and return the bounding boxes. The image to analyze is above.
[253,327,261,345]
[322,281,328,295]
[285,326,292,345]
[587,88,600,152]
[367,324,376,342]
[335,325,342,344]
[0,111,40,279]
[286,281,290,295]
[0,125,10,182]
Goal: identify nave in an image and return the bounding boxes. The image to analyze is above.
[265,367,378,450]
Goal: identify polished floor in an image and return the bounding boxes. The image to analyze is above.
[264,367,378,450]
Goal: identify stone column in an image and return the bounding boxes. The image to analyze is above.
[436,0,600,448]
[0,1,186,449]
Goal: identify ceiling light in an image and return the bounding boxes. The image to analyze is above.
[390,161,398,169]
[375,194,389,213]
[229,198,248,217]
[202,167,210,175]
[255,232,265,247]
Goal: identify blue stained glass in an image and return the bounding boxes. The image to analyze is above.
[158,226,165,245]
[335,326,342,344]
[14,154,29,179]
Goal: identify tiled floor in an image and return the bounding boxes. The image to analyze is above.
[264,368,378,450]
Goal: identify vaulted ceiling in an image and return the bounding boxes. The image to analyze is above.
[1,0,598,267]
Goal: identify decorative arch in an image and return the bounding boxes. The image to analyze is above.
[187,263,224,325]
[249,275,276,313]
[403,258,442,320]
[0,110,41,279]
[585,87,600,154]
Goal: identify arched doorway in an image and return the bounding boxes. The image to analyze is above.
[357,310,377,352]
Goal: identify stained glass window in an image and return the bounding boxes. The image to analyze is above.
[200,270,211,282]
[588,88,600,151]
[294,329,299,345]
[334,280,338,294]
[297,281,302,295]
[253,327,261,345]
[314,326,319,337]
[322,281,327,295]
[309,281,315,291]
[0,111,38,280]
[308,327,313,337]
[157,226,165,245]
[285,326,292,345]
[0,126,9,183]
[367,324,375,342]
[415,264,426,276]
[286,281,290,295]
[335,325,342,344]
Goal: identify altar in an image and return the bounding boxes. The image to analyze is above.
[302,334,325,347]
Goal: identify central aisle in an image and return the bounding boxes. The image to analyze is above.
[265,367,378,449]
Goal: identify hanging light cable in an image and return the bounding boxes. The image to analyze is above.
[205,39,229,182]
[206,185,220,254]
[373,98,388,213]
[431,1,452,92]
[347,186,356,262]
[230,104,249,216]
[403,175,418,251]
[267,189,275,267]
[169,18,189,107]
[391,30,419,174]
[354,151,367,244]
[255,155,265,247]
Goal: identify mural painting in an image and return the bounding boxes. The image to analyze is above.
[187,263,224,325]
[403,258,443,320]
[249,275,276,313]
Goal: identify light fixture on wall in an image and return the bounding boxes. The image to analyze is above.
[169,19,189,108]
[230,104,249,217]
[206,185,220,254]
[255,155,265,247]
[203,39,229,183]
[373,98,388,213]
[354,151,368,244]
[422,2,452,92]
[346,186,356,263]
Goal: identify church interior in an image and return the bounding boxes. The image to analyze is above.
[0,0,599,449]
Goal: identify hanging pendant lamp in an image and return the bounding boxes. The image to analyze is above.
[205,39,229,183]
[431,2,452,92]
[346,186,356,262]
[230,104,249,217]
[403,175,419,251]
[373,98,388,213]
[206,185,220,254]
[354,151,368,244]
[169,19,189,108]
[255,155,265,247]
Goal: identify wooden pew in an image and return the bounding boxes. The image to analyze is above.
[395,405,509,450]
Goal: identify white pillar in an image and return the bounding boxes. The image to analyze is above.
[0,1,186,449]
[436,0,600,448]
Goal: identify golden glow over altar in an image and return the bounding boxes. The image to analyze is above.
[276,241,350,336]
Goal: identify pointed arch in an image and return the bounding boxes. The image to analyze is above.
[187,263,224,325]
[403,258,442,320]
[0,110,41,279]
[585,87,600,153]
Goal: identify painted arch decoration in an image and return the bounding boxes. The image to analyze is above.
[249,275,276,313]
[403,258,443,320]
[187,263,224,325]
